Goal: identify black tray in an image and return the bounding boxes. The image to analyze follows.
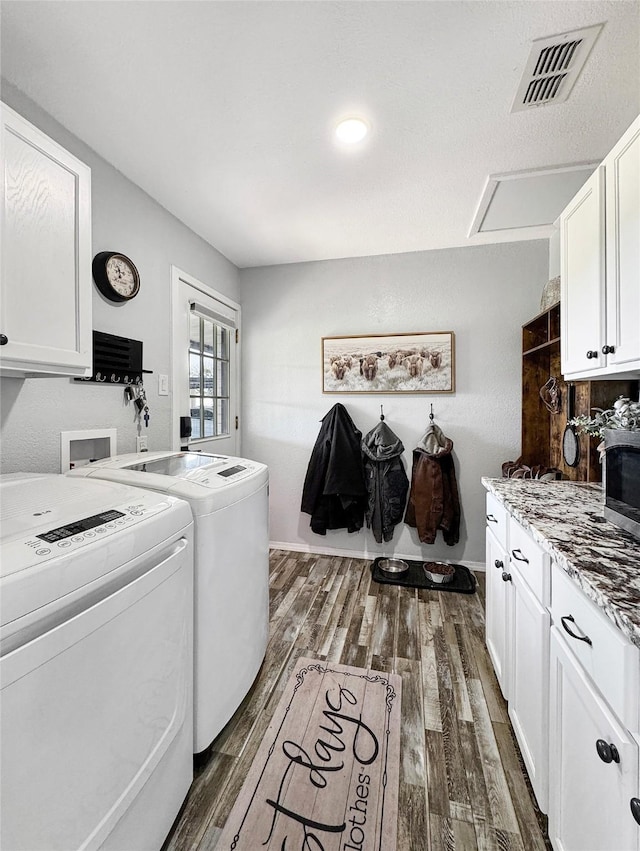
[371,557,476,594]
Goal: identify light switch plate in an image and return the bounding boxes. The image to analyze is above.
[158,374,169,396]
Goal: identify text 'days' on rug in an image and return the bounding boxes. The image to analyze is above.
[216,657,402,850]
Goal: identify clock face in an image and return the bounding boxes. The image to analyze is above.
[106,255,138,298]
[93,251,140,302]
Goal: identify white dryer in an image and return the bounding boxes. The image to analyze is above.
[69,451,269,753]
[0,473,194,851]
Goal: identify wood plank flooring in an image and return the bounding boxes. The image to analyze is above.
[163,550,551,851]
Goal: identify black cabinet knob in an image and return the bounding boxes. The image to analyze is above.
[501,571,512,583]
[586,350,599,359]
[630,799,640,825]
[494,559,504,569]
[596,739,620,764]
[602,345,615,355]
[0,334,7,346]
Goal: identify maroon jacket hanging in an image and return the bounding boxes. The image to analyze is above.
[404,423,460,546]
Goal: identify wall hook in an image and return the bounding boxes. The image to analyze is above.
[380,404,385,421]
[429,403,435,423]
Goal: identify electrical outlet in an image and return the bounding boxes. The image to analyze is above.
[136,435,148,453]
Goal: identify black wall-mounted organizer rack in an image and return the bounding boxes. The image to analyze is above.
[75,330,152,384]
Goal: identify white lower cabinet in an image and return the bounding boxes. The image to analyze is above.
[485,527,511,699]
[484,496,550,814]
[549,627,640,851]
[484,488,640,847]
[508,561,550,814]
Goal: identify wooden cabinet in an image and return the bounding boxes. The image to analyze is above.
[521,302,637,482]
[507,519,550,815]
[560,115,640,381]
[0,102,92,378]
[549,628,640,851]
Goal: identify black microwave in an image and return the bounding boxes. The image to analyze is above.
[603,429,640,540]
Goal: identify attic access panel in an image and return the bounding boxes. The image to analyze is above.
[468,163,598,237]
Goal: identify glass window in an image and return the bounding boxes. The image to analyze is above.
[189,313,231,440]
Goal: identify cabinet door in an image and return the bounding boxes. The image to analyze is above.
[560,166,606,376]
[485,528,511,700]
[0,103,92,377]
[509,565,549,814]
[549,627,639,851]
[605,116,640,370]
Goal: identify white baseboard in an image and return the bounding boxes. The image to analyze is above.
[269,540,485,572]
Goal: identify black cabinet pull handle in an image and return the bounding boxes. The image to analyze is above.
[486,514,498,523]
[0,334,8,346]
[586,350,599,359]
[561,614,592,646]
[511,548,529,563]
[631,799,640,825]
[602,345,615,355]
[501,571,512,583]
[596,740,620,764]
[494,559,504,570]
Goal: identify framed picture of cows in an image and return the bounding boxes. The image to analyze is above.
[322,332,455,393]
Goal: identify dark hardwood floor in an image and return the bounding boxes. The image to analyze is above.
[163,550,551,851]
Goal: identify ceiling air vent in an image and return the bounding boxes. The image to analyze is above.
[511,24,603,112]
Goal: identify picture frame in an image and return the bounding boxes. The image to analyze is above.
[322,332,455,394]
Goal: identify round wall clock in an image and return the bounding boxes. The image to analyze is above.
[92,252,140,302]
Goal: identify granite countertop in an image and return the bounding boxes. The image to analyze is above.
[482,477,640,649]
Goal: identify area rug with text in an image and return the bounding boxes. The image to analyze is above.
[216,657,402,851]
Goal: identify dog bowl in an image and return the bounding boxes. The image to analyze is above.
[378,558,409,575]
[423,562,455,584]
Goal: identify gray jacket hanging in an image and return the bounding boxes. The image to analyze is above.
[361,420,409,544]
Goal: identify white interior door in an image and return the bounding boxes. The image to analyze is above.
[171,266,240,456]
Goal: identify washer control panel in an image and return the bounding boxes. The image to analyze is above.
[9,497,171,573]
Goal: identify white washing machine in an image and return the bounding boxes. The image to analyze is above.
[69,451,269,753]
[0,473,194,851]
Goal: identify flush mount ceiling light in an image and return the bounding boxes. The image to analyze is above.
[335,117,369,144]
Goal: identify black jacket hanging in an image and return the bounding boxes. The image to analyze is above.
[301,403,367,535]
[361,420,409,543]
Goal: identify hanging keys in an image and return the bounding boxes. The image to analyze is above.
[124,383,135,402]
[143,405,150,427]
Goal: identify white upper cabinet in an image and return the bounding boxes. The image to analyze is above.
[561,115,640,379]
[0,102,92,378]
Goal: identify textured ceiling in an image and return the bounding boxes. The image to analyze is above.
[1,1,639,268]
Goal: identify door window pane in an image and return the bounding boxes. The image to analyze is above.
[203,322,214,355]
[203,398,214,437]
[217,360,229,398]
[190,401,202,439]
[189,353,201,393]
[189,315,201,351]
[187,313,232,440]
[218,398,229,435]
[217,327,229,360]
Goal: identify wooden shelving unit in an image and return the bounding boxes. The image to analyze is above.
[521,302,638,482]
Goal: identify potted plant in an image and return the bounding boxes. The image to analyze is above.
[570,396,640,459]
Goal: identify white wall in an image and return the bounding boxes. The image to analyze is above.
[0,81,239,474]
[240,241,548,565]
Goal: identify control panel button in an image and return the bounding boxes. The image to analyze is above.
[36,548,51,556]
